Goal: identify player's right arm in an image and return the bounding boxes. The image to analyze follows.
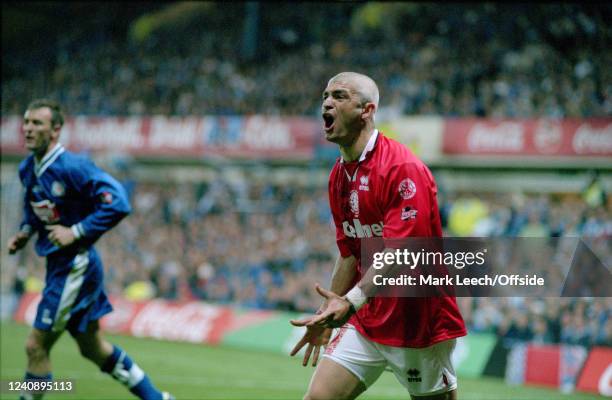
[324,254,358,306]
[8,230,31,254]
[289,165,359,366]
[290,254,357,366]
[9,165,39,254]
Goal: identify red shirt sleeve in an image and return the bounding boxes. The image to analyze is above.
[380,161,442,241]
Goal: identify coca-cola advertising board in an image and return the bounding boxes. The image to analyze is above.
[443,118,612,157]
[12,293,274,345]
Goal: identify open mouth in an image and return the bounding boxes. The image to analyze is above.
[323,113,335,132]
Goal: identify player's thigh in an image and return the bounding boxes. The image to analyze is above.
[382,339,458,398]
[26,327,63,353]
[305,357,367,400]
[307,325,387,399]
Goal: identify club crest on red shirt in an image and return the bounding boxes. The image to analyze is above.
[349,190,359,216]
[398,178,416,200]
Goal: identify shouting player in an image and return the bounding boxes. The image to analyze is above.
[7,99,173,400]
[291,73,467,400]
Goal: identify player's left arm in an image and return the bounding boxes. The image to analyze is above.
[49,159,131,247]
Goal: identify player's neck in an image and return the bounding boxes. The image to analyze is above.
[339,128,375,162]
[34,141,59,163]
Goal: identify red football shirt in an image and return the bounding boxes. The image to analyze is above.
[328,130,467,348]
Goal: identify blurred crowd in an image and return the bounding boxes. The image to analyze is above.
[2,4,610,118]
[7,173,611,348]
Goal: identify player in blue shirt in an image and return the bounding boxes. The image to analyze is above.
[7,99,173,400]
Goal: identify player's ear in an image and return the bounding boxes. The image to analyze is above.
[49,124,62,141]
[51,123,62,136]
[361,102,376,121]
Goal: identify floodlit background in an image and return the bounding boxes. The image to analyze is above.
[1,3,610,399]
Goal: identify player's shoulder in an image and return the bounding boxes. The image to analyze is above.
[54,149,96,170]
[328,157,343,179]
[375,133,426,171]
[57,149,88,163]
[47,150,103,184]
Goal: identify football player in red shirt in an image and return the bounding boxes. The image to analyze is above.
[291,72,466,400]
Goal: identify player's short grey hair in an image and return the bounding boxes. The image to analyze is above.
[328,72,380,109]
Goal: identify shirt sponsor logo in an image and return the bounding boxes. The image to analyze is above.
[342,219,384,238]
[398,178,417,200]
[349,190,359,216]
[359,175,369,191]
[30,199,60,223]
[32,185,43,193]
[401,206,418,220]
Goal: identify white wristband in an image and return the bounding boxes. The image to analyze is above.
[71,224,82,239]
[344,286,367,310]
[20,224,32,236]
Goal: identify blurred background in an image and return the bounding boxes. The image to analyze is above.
[1,2,610,399]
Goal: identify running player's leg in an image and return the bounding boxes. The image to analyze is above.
[71,320,171,400]
[21,328,64,400]
[21,262,69,400]
[24,328,63,375]
[68,249,172,400]
[305,325,386,400]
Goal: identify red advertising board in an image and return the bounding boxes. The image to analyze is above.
[443,118,612,157]
[524,345,560,388]
[12,293,274,345]
[576,347,612,396]
[1,116,320,160]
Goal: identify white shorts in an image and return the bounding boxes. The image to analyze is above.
[323,324,458,397]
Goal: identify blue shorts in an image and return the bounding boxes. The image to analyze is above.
[34,247,113,335]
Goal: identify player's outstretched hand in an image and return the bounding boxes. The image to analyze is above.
[289,320,332,367]
[8,231,30,254]
[46,225,76,248]
[307,284,356,329]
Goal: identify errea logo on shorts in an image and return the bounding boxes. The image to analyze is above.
[342,219,384,238]
[406,368,422,382]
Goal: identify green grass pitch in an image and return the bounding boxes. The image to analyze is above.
[0,321,602,399]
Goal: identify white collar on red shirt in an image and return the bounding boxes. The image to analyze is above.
[340,129,379,164]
